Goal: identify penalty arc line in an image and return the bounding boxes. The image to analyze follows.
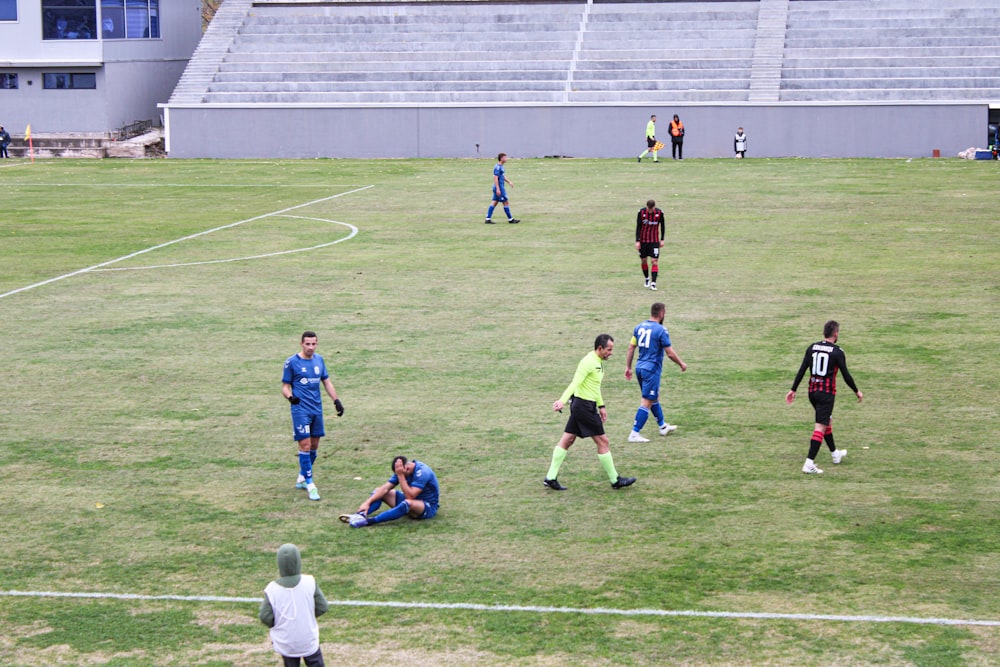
[90,215,358,272]
[2,590,998,628]
[0,185,373,300]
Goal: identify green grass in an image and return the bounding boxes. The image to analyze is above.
[0,157,997,666]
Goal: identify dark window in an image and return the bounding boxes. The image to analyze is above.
[0,74,17,89]
[43,1,97,40]
[101,0,157,39]
[43,73,97,90]
[0,0,17,21]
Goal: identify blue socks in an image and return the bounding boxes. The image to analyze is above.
[486,205,496,220]
[369,500,410,524]
[298,451,313,485]
[650,402,665,427]
[503,206,512,220]
[632,406,649,432]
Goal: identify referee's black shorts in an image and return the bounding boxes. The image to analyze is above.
[564,397,605,438]
[808,391,835,425]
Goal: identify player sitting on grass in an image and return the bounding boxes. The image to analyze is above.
[339,456,439,528]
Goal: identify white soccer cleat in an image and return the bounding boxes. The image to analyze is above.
[644,278,651,289]
[659,423,677,435]
[802,462,823,474]
[627,431,650,443]
[649,282,657,291]
[831,449,847,464]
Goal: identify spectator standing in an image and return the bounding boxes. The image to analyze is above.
[734,127,748,158]
[0,126,10,158]
[260,543,329,667]
[786,320,863,474]
[670,115,685,160]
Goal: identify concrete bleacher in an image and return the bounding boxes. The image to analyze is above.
[175,0,1000,107]
[569,1,758,103]
[194,0,765,105]
[781,0,1000,102]
[203,2,583,104]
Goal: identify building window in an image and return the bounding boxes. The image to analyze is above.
[43,1,97,40]
[43,73,97,90]
[0,0,17,21]
[101,0,158,39]
[0,74,17,89]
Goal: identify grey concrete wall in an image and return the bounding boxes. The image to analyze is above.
[164,103,986,159]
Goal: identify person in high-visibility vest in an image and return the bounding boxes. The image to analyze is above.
[669,115,685,160]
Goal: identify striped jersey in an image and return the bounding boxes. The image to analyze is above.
[636,207,665,244]
[790,341,858,395]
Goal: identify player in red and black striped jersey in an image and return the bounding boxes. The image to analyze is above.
[635,200,666,290]
[786,320,863,474]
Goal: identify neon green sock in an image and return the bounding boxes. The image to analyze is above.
[597,452,619,483]
[546,446,568,480]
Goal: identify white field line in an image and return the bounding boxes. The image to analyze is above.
[0,186,372,300]
[2,590,998,628]
[4,183,367,188]
[90,215,357,272]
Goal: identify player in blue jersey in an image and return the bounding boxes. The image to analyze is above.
[624,302,687,442]
[340,456,440,528]
[484,152,520,224]
[282,331,344,501]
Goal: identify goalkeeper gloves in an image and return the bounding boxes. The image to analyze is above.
[287,395,300,405]
[334,399,344,416]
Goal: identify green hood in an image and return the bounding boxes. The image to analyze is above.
[275,543,302,587]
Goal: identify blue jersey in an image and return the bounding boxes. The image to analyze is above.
[389,460,440,508]
[632,320,672,372]
[493,162,506,195]
[282,353,329,415]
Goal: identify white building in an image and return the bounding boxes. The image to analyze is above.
[0,0,202,135]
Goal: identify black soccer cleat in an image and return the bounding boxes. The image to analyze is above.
[543,478,567,491]
[611,475,636,489]
[508,218,521,224]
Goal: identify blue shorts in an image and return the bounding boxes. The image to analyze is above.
[635,367,662,402]
[291,410,325,441]
[392,489,438,520]
[492,187,508,203]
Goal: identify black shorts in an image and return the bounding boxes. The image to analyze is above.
[808,391,835,425]
[564,397,605,438]
[647,137,657,148]
[638,242,660,259]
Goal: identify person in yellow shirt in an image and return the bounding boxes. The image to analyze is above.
[543,334,637,491]
[637,114,658,163]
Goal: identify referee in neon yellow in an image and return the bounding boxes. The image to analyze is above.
[544,334,637,491]
[637,114,658,163]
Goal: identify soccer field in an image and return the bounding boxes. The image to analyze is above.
[0,157,997,666]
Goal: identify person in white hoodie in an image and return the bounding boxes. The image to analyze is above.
[260,543,330,666]
[734,127,748,158]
